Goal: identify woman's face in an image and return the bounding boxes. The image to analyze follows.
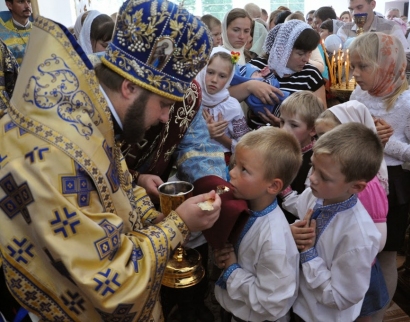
[92,39,110,53]
[286,49,312,72]
[226,17,252,49]
[340,13,351,22]
[319,28,331,40]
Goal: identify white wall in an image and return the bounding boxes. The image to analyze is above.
[0,0,76,27]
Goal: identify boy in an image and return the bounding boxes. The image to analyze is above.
[289,123,383,321]
[214,126,302,322]
[278,91,325,223]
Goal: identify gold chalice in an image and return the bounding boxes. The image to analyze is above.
[354,13,368,35]
[158,181,205,288]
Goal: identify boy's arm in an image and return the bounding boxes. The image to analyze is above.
[216,229,298,320]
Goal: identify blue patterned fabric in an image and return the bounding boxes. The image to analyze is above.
[174,104,227,183]
[102,0,213,101]
[215,263,241,290]
[231,67,289,116]
[300,195,358,264]
[312,195,358,242]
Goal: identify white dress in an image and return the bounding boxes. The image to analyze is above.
[215,201,299,322]
[351,87,410,166]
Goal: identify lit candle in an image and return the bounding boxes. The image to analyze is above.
[321,40,333,85]
[345,49,350,81]
[338,53,344,86]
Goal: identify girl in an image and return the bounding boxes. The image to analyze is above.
[196,47,249,164]
[314,102,390,321]
[340,10,352,23]
[78,11,114,54]
[349,32,410,320]
[201,14,222,47]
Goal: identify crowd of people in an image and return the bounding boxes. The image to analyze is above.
[0,0,409,321]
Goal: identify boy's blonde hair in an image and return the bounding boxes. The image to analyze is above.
[313,123,383,182]
[236,127,302,189]
[280,91,325,128]
[201,14,222,30]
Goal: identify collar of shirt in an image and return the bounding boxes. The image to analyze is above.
[12,18,31,29]
[99,85,123,130]
[235,199,278,253]
[312,194,358,241]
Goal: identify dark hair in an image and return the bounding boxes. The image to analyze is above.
[306,9,315,17]
[293,29,320,51]
[314,6,337,21]
[319,19,333,32]
[227,8,252,28]
[262,8,268,15]
[275,10,292,25]
[95,63,125,92]
[90,14,114,43]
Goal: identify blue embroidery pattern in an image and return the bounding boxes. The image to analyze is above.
[102,140,120,193]
[94,219,123,260]
[61,162,96,207]
[2,256,74,321]
[0,173,34,224]
[23,54,95,139]
[4,120,27,136]
[50,207,80,238]
[60,290,85,315]
[96,303,136,322]
[215,263,241,290]
[7,238,34,264]
[300,247,319,264]
[93,268,121,296]
[312,195,357,243]
[234,199,277,255]
[130,244,143,273]
[25,146,50,163]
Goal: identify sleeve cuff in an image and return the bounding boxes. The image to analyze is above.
[300,247,318,264]
[215,263,241,290]
[279,186,293,199]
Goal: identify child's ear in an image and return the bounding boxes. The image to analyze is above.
[349,180,367,194]
[309,126,317,138]
[268,178,283,195]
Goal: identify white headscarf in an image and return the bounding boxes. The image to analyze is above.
[266,20,311,77]
[195,47,235,107]
[78,10,101,55]
[221,10,248,65]
[74,11,87,40]
[329,100,389,194]
[250,20,268,57]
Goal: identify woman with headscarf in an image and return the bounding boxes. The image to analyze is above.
[221,8,252,65]
[78,10,114,55]
[233,20,326,127]
[349,32,410,321]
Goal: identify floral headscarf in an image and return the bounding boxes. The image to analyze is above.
[265,20,312,77]
[366,33,407,98]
